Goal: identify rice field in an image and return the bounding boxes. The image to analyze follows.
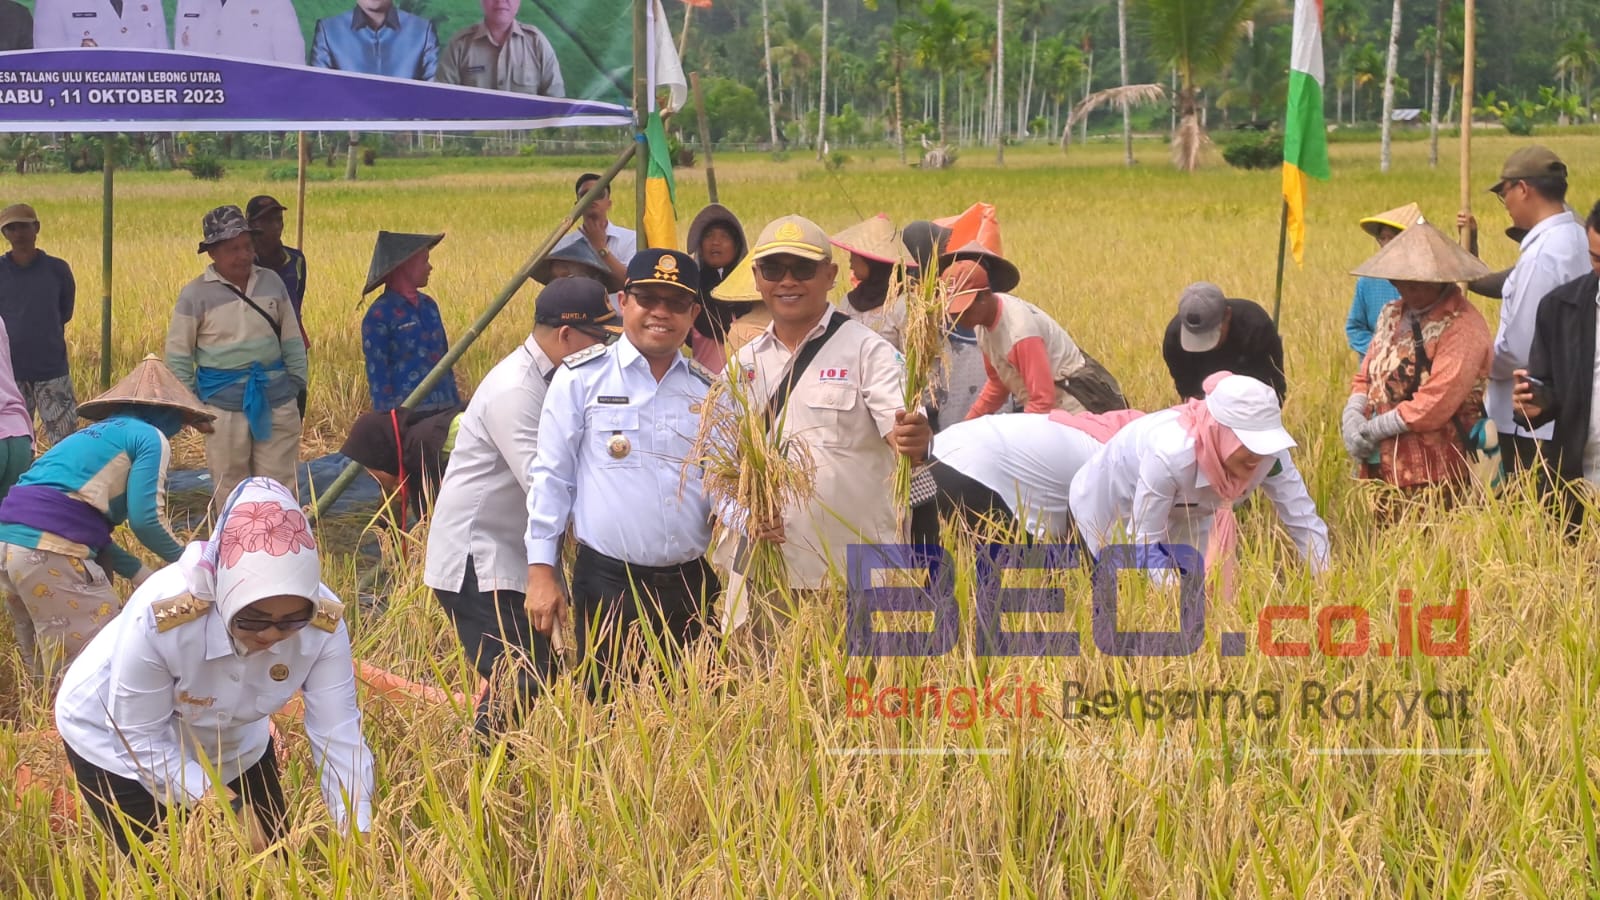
[1,133,1598,897]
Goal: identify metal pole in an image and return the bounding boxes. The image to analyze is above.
[99,136,114,390]
[692,72,718,204]
[311,143,638,519]
[296,132,308,249]
[634,0,649,244]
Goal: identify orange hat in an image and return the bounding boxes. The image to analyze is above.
[942,260,992,315]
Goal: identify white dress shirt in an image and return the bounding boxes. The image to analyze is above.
[524,335,712,569]
[34,0,170,49]
[1068,408,1330,572]
[173,0,304,63]
[55,565,374,830]
[1489,211,1589,438]
[932,413,1107,539]
[425,336,554,595]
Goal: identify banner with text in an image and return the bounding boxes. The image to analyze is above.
[0,0,684,131]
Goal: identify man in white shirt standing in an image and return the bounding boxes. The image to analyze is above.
[424,278,619,739]
[573,172,637,311]
[173,0,304,63]
[33,0,168,49]
[1462,146,1589,475]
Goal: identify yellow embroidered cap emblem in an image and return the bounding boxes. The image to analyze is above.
[653,254,681,282]
[775,222,804,241]
[750,214,832,263]
[270,663,290,682]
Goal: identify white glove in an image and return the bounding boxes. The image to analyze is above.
[1358,409,1409,446]
[1341,394,1375,460]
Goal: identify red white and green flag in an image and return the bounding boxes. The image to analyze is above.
[1283,0,1331,265]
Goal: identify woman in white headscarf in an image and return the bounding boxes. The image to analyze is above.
[54,477,374,855]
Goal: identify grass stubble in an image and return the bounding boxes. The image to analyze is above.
[0,137,1596,896]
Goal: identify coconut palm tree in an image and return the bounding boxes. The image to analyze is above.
[1134,0,1261,171]
[1555,33,1600,115]
[865,0,915,162]
[1379,0,1403,173]
[1118,0,1133,164]
[908,0,985,144]
[762,0,780,146]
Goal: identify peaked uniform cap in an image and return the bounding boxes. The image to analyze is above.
[830,214,915,266]
[1358,202,1422,238]
[78,354,215,424]
[363,231,445,294]
[1350,220,1492,283]
[937,240,1020,293]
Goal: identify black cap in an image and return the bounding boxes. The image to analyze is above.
[245,195,287,222]
[575,172,607,198]
[624,249,700,296]
[534,277,622,333]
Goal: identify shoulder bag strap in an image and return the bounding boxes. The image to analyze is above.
[763,311,848,433]
[220,282,282,338]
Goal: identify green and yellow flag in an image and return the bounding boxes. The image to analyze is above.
[1282,0,1331,265]
[643,111,678,249]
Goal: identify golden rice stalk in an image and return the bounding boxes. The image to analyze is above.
[682,369,817,599]
[894,262,952,526]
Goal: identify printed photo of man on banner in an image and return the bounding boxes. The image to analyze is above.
[0,0,682,129]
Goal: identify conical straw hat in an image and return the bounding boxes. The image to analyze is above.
[1358,201,1422,238]
[530,235,623,292]
[363,231,445,294]
[77,354,215,423]
[935,202,1002,256]
[830,214,915,266]
[711,249,764,304]
[937,240,1021,293]
[1350,219,1492,283]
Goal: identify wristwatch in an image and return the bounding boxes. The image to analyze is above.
[597,247,610,258]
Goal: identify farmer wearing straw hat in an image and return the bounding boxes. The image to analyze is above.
[942,242,1127,417]
[1341,221,1495,500]
[1345,202,1417,357]
[166,205,308,514]
[55,477,374,857]
[0,355,214,684]
[831,214,915,351]
[360,231,461,414]
[903,219,994,429]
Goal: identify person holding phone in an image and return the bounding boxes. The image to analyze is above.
[1341,221,1494,503]
[1513,200,1600,531]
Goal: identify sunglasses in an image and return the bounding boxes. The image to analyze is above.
[628,291,697,315]
[232,615,313,634]
[755,259,820,282]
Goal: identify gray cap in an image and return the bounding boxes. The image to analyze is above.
[1177,282,1228,352]
[197,205,255,254]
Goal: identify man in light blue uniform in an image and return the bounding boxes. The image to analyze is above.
[312,0,439,80]
[524,248,717,700]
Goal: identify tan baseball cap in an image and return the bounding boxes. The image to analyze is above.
[749,215,832,262]
[0,204,39,230]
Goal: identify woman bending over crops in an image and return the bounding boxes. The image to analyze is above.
[55,477,374,856]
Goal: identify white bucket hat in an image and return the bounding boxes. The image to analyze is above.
[1205,375,1296,456]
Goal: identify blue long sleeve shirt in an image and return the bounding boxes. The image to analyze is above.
[360,289,460,412]
[0,414,183,577]
[1346,276,1400,356]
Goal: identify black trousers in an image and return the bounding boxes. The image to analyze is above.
[570,544,719,701]
[909,460,1015,545]
[1498,432,1542,477]
[65,737,287,856]
[433,558,555,741]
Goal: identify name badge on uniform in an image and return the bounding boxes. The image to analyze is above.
[72,11,97,17]
[183,12,200,16]
[818,367,850,382]
[598,396,629,405]
[465,65,486,74]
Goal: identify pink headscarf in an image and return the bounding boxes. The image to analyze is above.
[179,477,321,635]
[1175,371,1253,600]
[1047,408,1146,443]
